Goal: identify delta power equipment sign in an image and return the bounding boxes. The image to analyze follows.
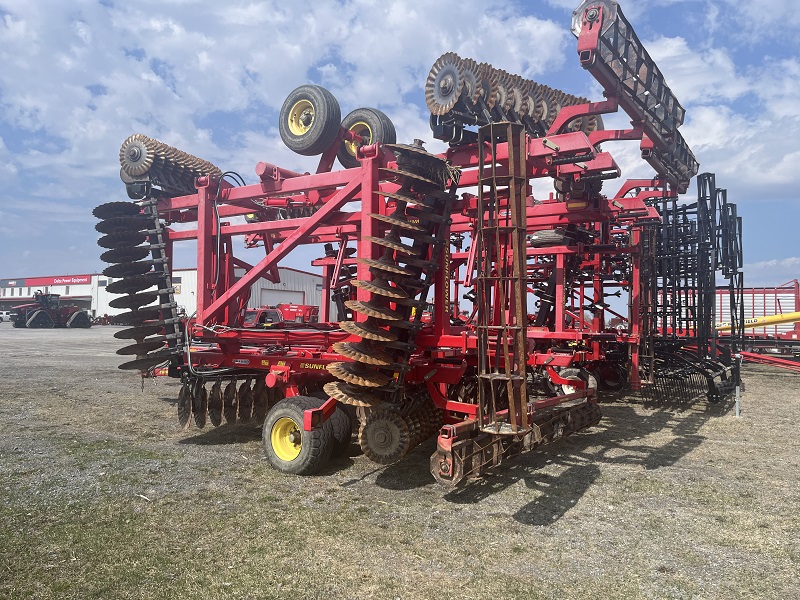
[1,275,92,288]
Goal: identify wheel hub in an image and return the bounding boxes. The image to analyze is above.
[288,99,315,135]
[358,410,411,465]
[271,417,302,461]
[439,74,454,96]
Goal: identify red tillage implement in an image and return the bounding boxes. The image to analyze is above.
[93,1,743,484]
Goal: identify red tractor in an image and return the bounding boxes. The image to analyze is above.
[10,291,92,329]
[242,304,320,328]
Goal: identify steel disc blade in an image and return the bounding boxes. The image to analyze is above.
[177,382,192,426]
[381,190,439,209]
[327,361,391,388]
[100,246,150,264]
[384,143,446,165]
[357,257,415,277]
[105,275,159,295]
[379,168,440,188]
[118,354,174,371]
[474,63,499,109]
[339,319,398,342]
[345,300,404,321]
[114,323,165,340]
[119,135,154,176]
[103,261,152,278]
[97,231,147,249]
[460,58,482,105]
[108,291,159,310]
[369,212,425,232]
[362,235,417,256]
[93,201,142,220]
[208,381,223,427]
[193,386,208,428]
[333,341,393,366]
[405,206,448,224]
[494,70,512,113]
[425,52,464,116]
[116,337,167,355]
[351,278,409,299]
[95,215,150,235]
[112,307,162,325]
[323,381,382,407]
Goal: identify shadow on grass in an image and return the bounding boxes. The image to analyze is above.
[372,391,738,524]
[374,438,439,490]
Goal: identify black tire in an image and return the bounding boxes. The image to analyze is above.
[309,391,351,457]
[66,311,92,329]
[328,407,352,457]
[529,229,567,247]
[596,363,627,392]
[26,310,54,328]
[556,367,598,395]
[262,396,334,475]
[337,107,397,169]
[555,367,582,395]
[12,314,25,328]
[279,85,341,156]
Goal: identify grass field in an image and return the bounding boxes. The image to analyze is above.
[1,325,798,599]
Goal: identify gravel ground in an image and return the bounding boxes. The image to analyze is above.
[0,323,798,599]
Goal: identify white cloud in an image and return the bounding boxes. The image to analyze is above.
[0,0,798,283]
[724,0,800,37]
[545,0,702,22]
[743,258,800,287]
[645,36,751,104]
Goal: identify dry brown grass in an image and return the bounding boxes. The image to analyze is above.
[0,325,798,599]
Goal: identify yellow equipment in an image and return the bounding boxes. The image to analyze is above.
[715,311,800,332]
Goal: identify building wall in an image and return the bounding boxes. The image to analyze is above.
[0,274,94,312]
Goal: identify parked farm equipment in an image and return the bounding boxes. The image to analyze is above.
[94,0,743,484]
[243,304,320,328]
[10,291,91,329]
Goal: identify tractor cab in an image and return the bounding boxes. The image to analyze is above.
[34,291,60,310]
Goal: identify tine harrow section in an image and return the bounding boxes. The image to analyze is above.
[640,172,744,403]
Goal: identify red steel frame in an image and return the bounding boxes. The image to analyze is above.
[153,2,703,445]
[155,96,675,430]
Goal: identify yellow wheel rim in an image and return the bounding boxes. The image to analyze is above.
[271,417,302,461]
[288,99,314,136]
[344,121,373,157]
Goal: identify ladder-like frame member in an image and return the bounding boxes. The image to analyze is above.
[475,122,530,435]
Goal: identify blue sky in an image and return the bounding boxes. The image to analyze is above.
[0,0,798,287]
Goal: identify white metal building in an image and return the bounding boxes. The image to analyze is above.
[0,267,323,318]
